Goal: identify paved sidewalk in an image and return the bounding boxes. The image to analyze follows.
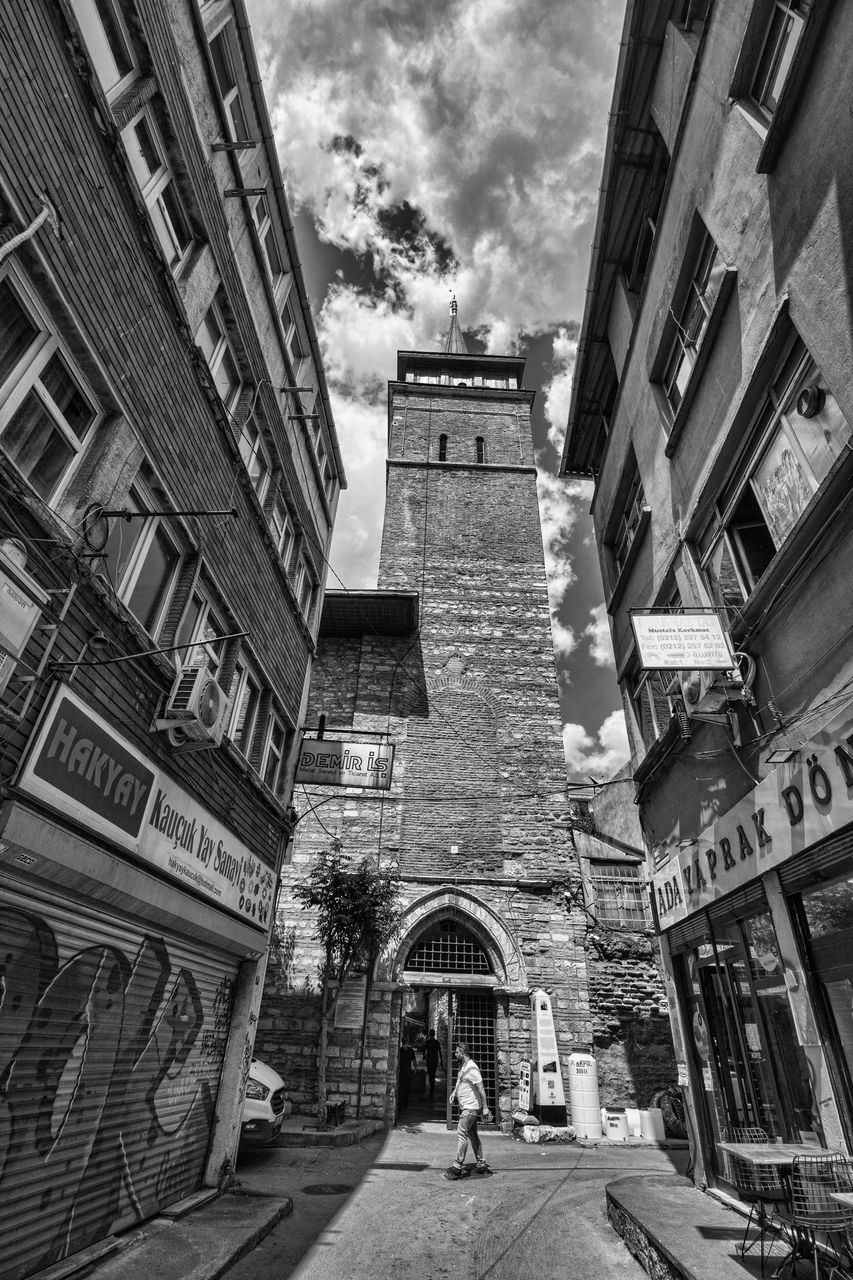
[62,1126,764,1280]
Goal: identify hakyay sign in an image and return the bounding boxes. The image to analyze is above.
[653,698,853,928]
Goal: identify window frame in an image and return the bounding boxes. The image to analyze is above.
[293,553,316,619]
[196,300,242,413]
[208,19,253,146]
[698,333,851,611]
[176,584,227,679]
[227,657,261,758]
[101,479,183,639]
[261,708,290,798]
[252,192,285,292]
[0,263,101,503]
[122,106,194,274]
[270,490,296,567]
[280,294,305,366]
[590,860,649,930]
[238,415,271,504]
[69,0,137,102]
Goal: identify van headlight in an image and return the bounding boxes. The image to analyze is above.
[245,1079,270,1100]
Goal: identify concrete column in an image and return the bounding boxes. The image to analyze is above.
[762,869,845,1149]
[203,947,269,1187]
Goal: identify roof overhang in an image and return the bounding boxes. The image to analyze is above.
[319,590,419,638]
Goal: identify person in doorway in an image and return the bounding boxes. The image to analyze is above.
[423,1028,444,1099]
[398,1040,416,1113]
[444,1041,492,1179]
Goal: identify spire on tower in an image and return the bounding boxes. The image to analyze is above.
[444,295,468,355]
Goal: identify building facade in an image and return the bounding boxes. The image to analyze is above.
[259,309,676,1128]
[0,3,342,1275]
[562,0,853,1188]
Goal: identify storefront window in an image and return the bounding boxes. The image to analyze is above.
[679,900,819,1181]
[797,870,853,1140]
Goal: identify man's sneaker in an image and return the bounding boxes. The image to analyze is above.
[443,1166,463,1180]
[474,1164,494,1176]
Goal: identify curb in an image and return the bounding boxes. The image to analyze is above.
[274,1119,386,1148]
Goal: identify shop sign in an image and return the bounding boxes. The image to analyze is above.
[652,699,853,929]
[631,610,734,671]
[18,684,273,930]
[296,738,394,789]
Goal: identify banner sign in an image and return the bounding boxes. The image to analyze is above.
[652,699,853,929]
[296,738,395,789]
[631,611,734,671]
[19,685,274,930]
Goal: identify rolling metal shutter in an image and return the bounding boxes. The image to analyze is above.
[0,880,241,1280]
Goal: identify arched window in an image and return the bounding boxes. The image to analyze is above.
[476,436,485,464]
[438,433,447,461]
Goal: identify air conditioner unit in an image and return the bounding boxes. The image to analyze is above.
[155,666,229,746]
[678,667,742,718]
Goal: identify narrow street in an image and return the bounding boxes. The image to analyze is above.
[228,1128,690,1280]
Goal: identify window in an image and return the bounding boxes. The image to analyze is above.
[69,0,136,101]
[629,666,675,749]
[700,335,851,609]
[660,226,729,416]
[610,456,647,578]
[590,861,648,929]
[475,436,485,464]
[293,554,315,618]
[750,1,811,121]
[280,296,304,364]
[262,710,289,797]
[238,417,270,503]
[176,586,226,678]
[122,108,192,271]
[196,302,241,411]
[270,491,296,566]
[0,270,99,501]
[438,433,447,462]
[228,659,260,756]
[252,193,284,288]
[209,22,250,143]
[626,128,669,292]
[101,482,181,635]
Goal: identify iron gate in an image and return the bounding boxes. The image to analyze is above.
[447,990,497,1126]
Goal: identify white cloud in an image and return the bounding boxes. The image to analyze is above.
[535,468,590,610]
[543,326,579,451]
[562,710,630,781]
[247,0,623,349]
[583,603,615,668]
[325,393,387,589]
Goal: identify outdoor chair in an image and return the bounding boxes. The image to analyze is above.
[789,1153,853,1280]
[722,1126,788,1275]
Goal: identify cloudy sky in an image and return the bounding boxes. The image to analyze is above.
[245,0,630,782]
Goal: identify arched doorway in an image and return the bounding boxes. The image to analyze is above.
[386,890,528,1128]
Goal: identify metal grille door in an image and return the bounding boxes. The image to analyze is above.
[0,881,240,1280]
[448,991,497,1123]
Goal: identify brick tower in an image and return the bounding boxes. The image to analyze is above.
[264,303,599,1128]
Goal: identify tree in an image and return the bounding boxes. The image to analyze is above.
[294,845,402,1127]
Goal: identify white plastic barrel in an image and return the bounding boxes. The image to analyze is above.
[604,1108,629,1141]
[567,1052,601,1139]
[625,1107,642,1137]
[640,1107,666,1141]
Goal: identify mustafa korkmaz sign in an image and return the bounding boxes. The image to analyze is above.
[296,738,395,790]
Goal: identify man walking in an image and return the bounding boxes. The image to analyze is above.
[444,1041,492,1179]
[423,1028,444,1099]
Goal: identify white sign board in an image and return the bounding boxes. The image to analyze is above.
[334,974,368,1029]
[531,990,567,1121]
[652,697,853,929]
[518,1061,531,1113]
[296,739,395,789]
[19,684,274,931]
[631,611,734,671]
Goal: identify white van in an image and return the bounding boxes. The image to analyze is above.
[240,1057,290,1146]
